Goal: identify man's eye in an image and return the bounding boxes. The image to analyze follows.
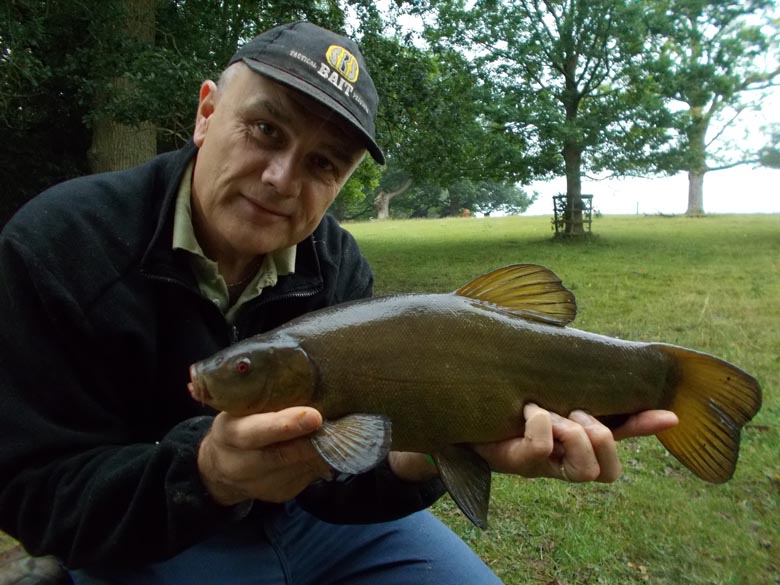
[311,155,336,173]
[257,122,276,137]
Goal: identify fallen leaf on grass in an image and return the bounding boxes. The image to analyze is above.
[627,561,650,581]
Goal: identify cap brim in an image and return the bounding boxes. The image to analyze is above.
[241,58,385,165]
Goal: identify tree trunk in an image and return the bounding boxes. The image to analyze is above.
[374,191,391,220]
[89,118,157,173]
[374,178,412,220]
[685,106,708,217]
[88,0,156,173]
[446,189,461,217]
[562,141,585,235]
[687,170,705,217]
[560,46,585,236]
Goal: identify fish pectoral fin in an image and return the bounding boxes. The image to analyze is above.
[311,414,392,475]
[434,445,492,529]
[454,264,577,326]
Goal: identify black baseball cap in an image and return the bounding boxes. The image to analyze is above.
[229,21,385,165]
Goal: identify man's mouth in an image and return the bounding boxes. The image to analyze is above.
[242,195,290,218]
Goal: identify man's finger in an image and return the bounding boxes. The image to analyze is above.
[217,407,323,450]
[522,403,554,456]
[612,410,678,441]
[568,410,621,482]
[550,412,601,482]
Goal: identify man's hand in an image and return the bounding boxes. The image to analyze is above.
[473,403,678,483]
[389,403,678,484]
[197,407,333,506]
[388,451,439,483]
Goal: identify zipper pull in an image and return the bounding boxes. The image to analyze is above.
[231,325,239,343]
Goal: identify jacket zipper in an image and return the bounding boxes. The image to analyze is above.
[142,272,236,342]
[231,287,321,342]
[143,270,323,344]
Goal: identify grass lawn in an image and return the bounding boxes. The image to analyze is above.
[2,214,777,584]
[345,213,779,585]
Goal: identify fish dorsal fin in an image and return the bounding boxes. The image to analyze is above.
[433,445,492,529]
[455,264,577,326]
[311,414,392,475]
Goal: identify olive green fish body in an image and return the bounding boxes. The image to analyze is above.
[276,293,674,453]
[189,264,762,528]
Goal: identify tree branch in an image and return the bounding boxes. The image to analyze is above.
[705,105,747,149]
[707,157,761,172]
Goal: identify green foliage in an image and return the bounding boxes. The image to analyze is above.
[360,30,529,190]
[1,0,519,221]
[5,0,776,224]
[0,0,94,222]
[639,0,780,175]
[330,156,382,221]
[391,179,536,218]
[0,0,350,221]
[345,213,780,584]
[759,136,780,168]
[422,0,674,181]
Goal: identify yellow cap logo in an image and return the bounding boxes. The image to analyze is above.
[326,45,359,84]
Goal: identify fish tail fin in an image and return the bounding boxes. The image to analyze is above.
[652,344,761,483]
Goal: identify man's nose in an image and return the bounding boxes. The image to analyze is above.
[262,151,302,198]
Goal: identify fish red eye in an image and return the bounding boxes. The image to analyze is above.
[235,357,251,375]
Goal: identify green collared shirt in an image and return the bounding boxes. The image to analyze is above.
[172,161,296,323]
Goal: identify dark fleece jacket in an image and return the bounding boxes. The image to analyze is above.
[0,142,443,569]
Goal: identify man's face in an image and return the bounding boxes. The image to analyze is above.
[191,64,366,264]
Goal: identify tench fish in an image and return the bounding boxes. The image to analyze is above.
[188,264,762,527]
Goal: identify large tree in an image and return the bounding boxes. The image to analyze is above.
[640,0,780,216]
[421,0,672,234]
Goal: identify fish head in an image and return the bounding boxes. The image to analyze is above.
[188,336,315,416]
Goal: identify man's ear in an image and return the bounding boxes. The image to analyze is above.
[193,80,219,147]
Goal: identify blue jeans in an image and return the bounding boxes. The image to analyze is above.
[68,503,503,584]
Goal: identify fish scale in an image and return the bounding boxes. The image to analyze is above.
[292,294,668,450]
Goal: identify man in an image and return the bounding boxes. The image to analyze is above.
[0,21,676,584]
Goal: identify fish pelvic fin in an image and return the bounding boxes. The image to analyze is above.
[433,445,492,529]
[654,344,762,483]
[311,414,392,475]
[454,264,577,326]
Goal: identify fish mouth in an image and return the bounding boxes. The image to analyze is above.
[188,364,213,405]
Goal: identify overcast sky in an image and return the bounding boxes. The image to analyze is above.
[522,166,779,216]
[523,88,780,216]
